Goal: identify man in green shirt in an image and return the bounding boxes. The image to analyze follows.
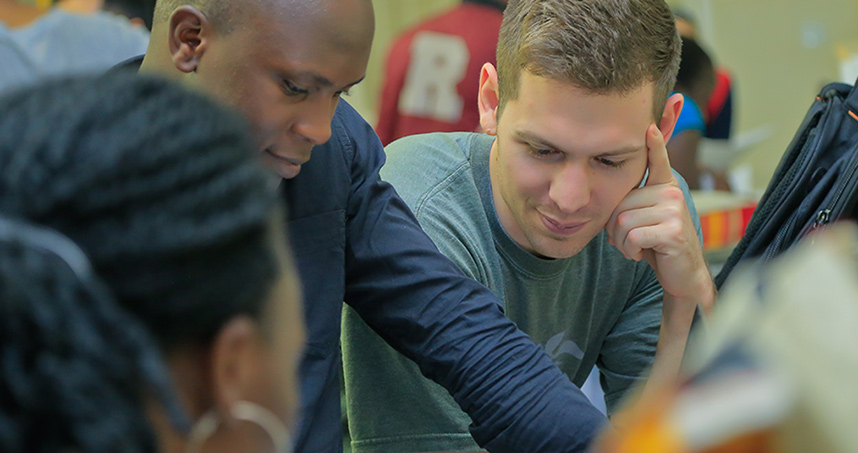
[343,1,715,451]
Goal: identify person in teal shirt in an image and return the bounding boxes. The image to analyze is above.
[343,1,715,452]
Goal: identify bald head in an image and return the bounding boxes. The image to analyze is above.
[153,0,241,32]
[260,0,375,52]
[145,0,374,78]
[142,0,374,178]
[153,0,373,36]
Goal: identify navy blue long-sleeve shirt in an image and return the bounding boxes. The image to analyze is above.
[283,100,606,452]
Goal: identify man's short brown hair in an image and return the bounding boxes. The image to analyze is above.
[496,0,681,120]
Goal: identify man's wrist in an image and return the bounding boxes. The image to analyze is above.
[663,267,716,315]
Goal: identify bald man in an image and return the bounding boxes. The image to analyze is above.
[135,1,605,451]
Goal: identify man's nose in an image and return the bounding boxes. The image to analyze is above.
[293,97,337,146]
[548,162,591,214]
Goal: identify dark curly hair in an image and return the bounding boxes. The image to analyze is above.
[675,36,715,105]
[0,72,281,452]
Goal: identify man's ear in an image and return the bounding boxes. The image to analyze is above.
[478,63,501,136]
[208,316,263,422]
[168,6,212,74]
[658,93,684,143]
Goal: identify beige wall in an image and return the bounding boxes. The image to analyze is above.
[673,0,858,192]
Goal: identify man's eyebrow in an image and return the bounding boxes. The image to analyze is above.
[343,76,366,88]
[595,145,646,157]
[515,130,565,152]
[297,72,365,89]
[515,130,644,157]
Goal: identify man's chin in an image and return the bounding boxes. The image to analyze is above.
[529,234,590,260]
[276,164,302,179]
[261,152,304,179]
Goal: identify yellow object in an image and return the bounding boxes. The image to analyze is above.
[615,415,685,453]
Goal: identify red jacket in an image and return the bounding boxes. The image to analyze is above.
[376,1,504,145]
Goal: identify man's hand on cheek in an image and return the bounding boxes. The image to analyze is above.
[605,124,713,309]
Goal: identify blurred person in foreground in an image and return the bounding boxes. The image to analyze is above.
[135,0,607,451]
[0,72,304,452]
[375,0,508,146]
[595,223,858,453]
[0,0,148,93]
[343,0,713,451]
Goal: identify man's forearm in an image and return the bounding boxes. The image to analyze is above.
[649,295,698,385]
[610,293,697,429]
[644,275,714,394]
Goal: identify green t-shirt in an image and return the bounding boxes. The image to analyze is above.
[342,132,701,452]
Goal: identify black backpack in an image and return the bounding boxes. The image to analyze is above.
[715,77,858,289]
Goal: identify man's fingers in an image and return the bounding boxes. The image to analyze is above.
[623,224,663,252]
[644,123,675,187]
[609,207,664,260]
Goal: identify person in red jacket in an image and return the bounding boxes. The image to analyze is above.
[375,0,507,146]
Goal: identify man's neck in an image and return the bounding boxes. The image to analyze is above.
[137,33,183,81]
[488,138,530,254]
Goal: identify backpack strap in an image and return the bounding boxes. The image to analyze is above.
[844,73,858,113]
